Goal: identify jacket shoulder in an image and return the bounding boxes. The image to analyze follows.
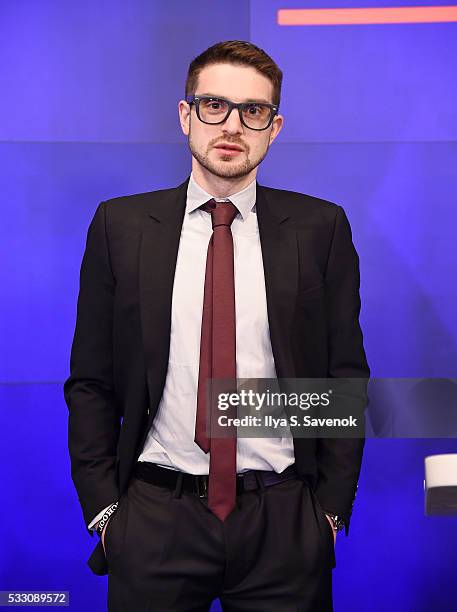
[98,184,179,228]
[260,184,339,210]
[102,185,175,209]
[259,184,341,227]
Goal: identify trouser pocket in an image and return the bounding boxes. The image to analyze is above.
[104,495,128,566]
[307,485,337,569]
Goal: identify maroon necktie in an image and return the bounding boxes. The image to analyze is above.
[195,198,238,521]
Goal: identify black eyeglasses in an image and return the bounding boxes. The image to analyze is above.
[186,95,279,131]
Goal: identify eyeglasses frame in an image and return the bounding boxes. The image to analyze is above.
[185,95,279,131]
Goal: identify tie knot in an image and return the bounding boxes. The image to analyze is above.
[200,198,238,229]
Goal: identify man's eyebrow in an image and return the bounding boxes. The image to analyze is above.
[198,93,272,104]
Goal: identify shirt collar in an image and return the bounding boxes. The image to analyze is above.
[186,171,256,222]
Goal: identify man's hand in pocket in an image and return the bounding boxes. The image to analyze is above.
[99,518,111,555]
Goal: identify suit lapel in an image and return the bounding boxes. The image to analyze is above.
[138,176,189,421]
[255,182,299,378]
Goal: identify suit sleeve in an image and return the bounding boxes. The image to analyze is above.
[314,205,370,536]
[63,201,121,534]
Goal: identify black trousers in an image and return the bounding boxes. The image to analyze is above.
[105,473,335,612]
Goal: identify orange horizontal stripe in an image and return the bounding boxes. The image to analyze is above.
[277,6,457,25]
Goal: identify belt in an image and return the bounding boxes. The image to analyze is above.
[133,461,298,498]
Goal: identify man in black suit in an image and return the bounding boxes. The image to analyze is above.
[64,40,369,611]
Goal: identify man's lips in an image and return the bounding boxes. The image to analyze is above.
[214,145,244,157]
[214,144,244,151]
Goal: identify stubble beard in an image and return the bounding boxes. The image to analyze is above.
[188,122,270,180]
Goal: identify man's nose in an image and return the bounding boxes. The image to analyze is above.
[222,108,244,134]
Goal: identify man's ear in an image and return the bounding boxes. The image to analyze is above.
[269,113,284,146]
[178,100,191,136]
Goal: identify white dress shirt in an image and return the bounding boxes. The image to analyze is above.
[88,172,295,529]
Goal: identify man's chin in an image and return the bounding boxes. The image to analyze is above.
[201,160,253,180]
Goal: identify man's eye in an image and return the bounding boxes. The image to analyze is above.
[202,99,226,111]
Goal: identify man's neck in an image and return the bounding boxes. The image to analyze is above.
[191,164,256,198]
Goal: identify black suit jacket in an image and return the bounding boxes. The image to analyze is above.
[63,175,370,575]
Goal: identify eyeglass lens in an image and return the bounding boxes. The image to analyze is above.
[199,98,272,129]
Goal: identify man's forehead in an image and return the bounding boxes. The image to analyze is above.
[196,64,273,103]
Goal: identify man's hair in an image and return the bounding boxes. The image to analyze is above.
[185,40,283,107]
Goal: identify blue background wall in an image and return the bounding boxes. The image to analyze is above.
[1,1,456,610]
